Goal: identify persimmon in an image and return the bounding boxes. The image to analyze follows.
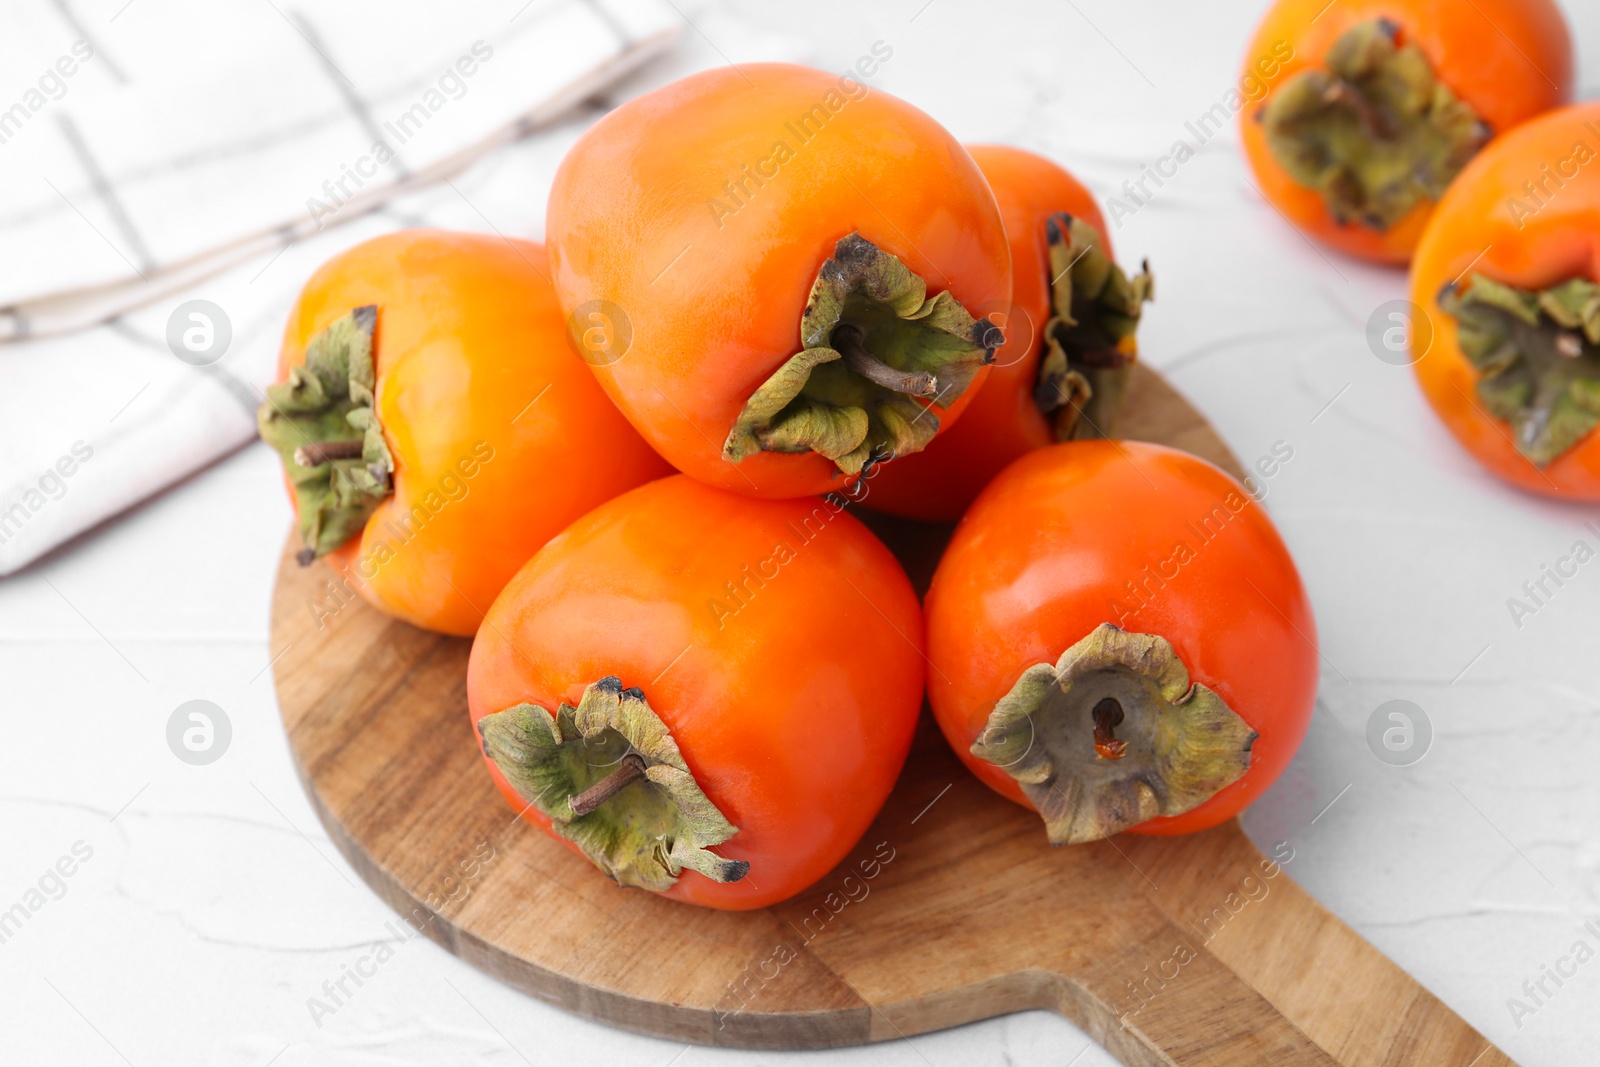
[925,441,1317,842]
[1411,101,1600,499]
[546,62,1011,500]
[1240,0,1572,264]
[258,230,671,636]
[466,475,924,909]
[867,145,1151,522]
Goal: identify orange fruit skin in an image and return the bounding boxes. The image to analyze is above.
[925,442,1318,838]
[276,231,672,636]
[1411,101,1600,500]
[1239,0,1573,265]
[546,63,1012,500]
[868,145,1112,522]
[466,475,926,909]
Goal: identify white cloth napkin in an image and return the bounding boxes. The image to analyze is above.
[0,6,801,576]
[0,0,678,340]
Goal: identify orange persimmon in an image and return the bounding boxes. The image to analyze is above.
[546,62,1011,500]
[868,145,1151,522]
[925,441,1317,842]
[258,230,671,636]
[466,475,924,909]
[1411,101,1600,499]
[1240,0,1572,264]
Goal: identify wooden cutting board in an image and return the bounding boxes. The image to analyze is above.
[269,365,1514,1066]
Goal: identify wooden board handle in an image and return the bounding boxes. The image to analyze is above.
[1107,827,1517,1067]
[802,807,1517,1066]
[1056,908,1340,1065]
[820,819,1339,1064]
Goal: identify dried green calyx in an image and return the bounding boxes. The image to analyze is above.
[477,677,748,892]
[1442,273,1600,467]
[971,624,1256,845]
[1261,18,1490,231]
[1033,213,1152,441]
[257,306,394,565]
[723,233,1002,476]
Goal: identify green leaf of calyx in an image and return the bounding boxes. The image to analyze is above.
[1034,213,1153,441]
[1442,273,1600,467]
[1260,18,1490,232]
[477,677,748,893]
[256,305,394,564]
[971,623,1256,846]
[723,233,1002,477]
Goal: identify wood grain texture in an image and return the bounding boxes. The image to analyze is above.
[270,364,1514,1066]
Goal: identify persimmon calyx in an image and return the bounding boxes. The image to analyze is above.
[477,676,748,892]
[1260,18,1490,231]
[1033,213,1152,442]
[723,233,1002,476]
[970,623,1256,846]
[257,305,394,566]
[1442,273,1600,467]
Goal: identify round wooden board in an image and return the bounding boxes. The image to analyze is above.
[271,365,1513,1066]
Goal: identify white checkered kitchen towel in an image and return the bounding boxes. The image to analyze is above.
[0,0,678,340]
[0,0,693,575]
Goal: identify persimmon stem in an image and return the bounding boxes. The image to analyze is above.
[1092,697,1128,761]
[293,439,365,466]
[723,234,994,475]
[1320,77,1389,140]
[569,753,647,816]
[971,625,1257,845]
[479,679,745,890]
[832,324,939,398]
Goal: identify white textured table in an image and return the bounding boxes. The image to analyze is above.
[2,1,1598,1065]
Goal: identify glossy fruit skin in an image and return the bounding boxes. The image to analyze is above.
[1239,0,1572,265]
[925,441,1317,837]
[546,62,1011,500]
[1411,102,1600,499]
[276,231,672,636]
[867,145,1110,522]
[465,475,925,909]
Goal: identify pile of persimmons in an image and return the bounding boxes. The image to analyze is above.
[259,0,1590,910]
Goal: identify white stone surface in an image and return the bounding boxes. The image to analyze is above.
[2,1,1598,1064]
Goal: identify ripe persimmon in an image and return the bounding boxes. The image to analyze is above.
[1411,101,1600,499]
[258,230,671,636]
[868,145,1151,522]
[546,62,1011,499]
[466,475,925,909]
[1240,0,1572,264]
[925,442,1317,842]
